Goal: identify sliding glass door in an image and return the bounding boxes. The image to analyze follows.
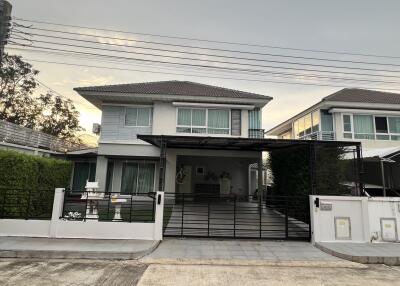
[121,161,155,194]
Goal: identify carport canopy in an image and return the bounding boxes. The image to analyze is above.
[137,134,363,196]
[137,134,360,151]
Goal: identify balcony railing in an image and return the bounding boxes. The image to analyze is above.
[0,120,86,152]
[248,129,265,138]
[299,131,335,141]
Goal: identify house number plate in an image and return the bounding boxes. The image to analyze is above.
[320,203,332,211]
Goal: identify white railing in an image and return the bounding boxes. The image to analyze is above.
[300,131,335,141]
[0,120,86,152]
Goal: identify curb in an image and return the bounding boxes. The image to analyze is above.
[140,257,366,269]
[315,243,400,266]
[0,240,161,260]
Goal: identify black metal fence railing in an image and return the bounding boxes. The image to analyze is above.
[61,190,156,223]
[163,192,310,240]
[0,188,54,220]
[248,129,265,139]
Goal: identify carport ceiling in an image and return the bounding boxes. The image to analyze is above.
[137,135,360,151]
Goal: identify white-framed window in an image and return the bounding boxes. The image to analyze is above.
[342,114,353,139]
[341,114,400,141]
[374,116,389,140]
[176,108,230,135]
[293,110,321,138]
[125,107,152,127]
[388,117,400,140]
[353,115,374,140]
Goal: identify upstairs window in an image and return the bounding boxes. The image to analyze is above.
[125,107,152,127]
[293,110,321,138]
[375,117,389,140]
[177,108,207,134]
[177,108,230,135]
[343,114,400,141]
[353,115,374,140]
[343,114,352,139]
[208,109,230,134]
[389,117,400,140]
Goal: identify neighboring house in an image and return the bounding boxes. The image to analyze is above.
[266,88,400,195]
[0,119,84,156]
[72,81,272,196]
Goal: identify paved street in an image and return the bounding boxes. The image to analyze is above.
[1,239,400,285]
[138,264,400,286]
[0,259,147,286]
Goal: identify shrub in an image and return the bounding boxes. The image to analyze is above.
[0,149,72,219]
[269,145,348,197]
[0,149,72,189]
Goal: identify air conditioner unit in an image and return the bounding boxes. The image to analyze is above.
[92,123,101,134]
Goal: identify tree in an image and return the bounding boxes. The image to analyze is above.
[38,92,83,139]
[0,53,83,139]
[0,53,40,128]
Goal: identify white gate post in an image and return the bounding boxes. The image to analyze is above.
[154,191,164,240]
[49,188,65,238]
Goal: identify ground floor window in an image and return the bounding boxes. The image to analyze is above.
[71,161,96,191]
[121,161,155,194]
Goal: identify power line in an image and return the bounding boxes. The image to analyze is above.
[13,16,400,60]
[15,37,400,74]
[8,45,400,86]
[9,42,400,81]
[10,57,400,93]
[11,28,400,69]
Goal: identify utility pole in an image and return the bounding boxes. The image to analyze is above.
[0,0,12,64]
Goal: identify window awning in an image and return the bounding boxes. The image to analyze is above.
[137,135,360,151]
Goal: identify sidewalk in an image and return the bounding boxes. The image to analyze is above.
[316,242,400,265]
[0,236,159,259]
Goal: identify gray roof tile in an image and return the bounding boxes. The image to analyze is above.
[323,88,400,104]
[74,80,271,100]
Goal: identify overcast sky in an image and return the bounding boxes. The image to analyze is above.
[6,0,400,132]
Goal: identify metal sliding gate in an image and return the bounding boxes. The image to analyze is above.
[163,193,310,240]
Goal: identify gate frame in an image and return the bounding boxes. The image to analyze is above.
[138,135,364,240]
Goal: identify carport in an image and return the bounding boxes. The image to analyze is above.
[138,135,363,240]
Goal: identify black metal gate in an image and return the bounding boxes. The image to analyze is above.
[163,193,310,240]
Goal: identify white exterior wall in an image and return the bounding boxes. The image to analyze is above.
[241,109,249,138]
[152,101,176,135]
[0,189,164,240]
[310,195,400,243]
[368,197,400,242]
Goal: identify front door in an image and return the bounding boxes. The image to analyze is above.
[177,165,192,194]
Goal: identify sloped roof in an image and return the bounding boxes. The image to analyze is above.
[74,80,271,100]
[266,88,400,135]
[323,88,400,104]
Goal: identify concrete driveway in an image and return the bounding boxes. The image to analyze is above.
[142,238,344,264]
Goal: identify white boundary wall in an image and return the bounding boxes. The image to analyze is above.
[0,189,164,240]
[310,195,400,243]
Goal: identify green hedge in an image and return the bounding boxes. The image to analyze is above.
[0,149,72,190]
[0,150,72,219]
[269,145,348,197]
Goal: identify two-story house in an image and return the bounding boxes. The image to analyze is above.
[71,81,272,198]
[266,88,400,195]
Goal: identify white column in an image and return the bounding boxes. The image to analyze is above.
[154,191,165,240]
[49,188,65,238]
[95,156,108,192]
